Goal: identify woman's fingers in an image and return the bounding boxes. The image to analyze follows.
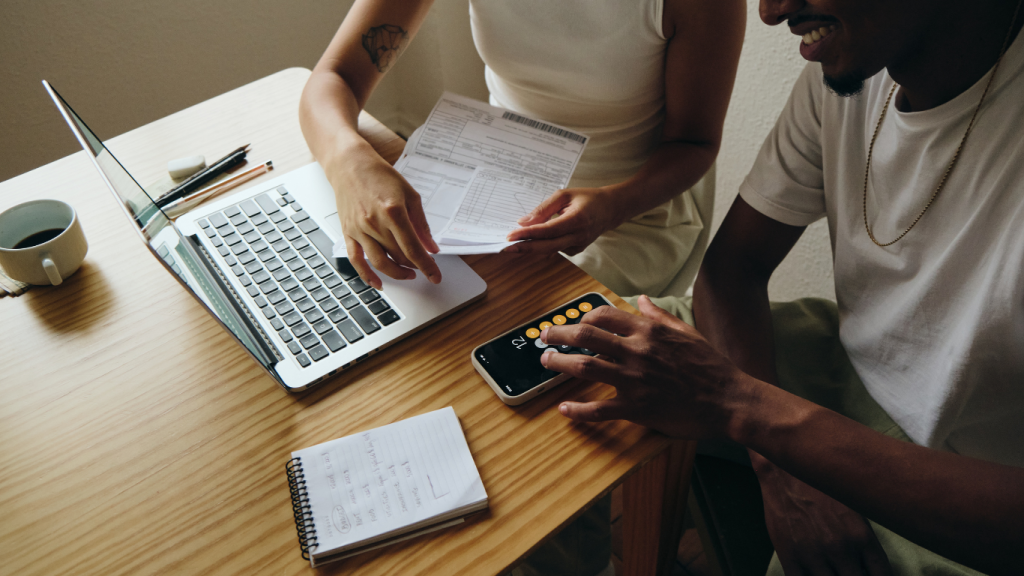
[358,232,416,286]
[336,166,442,285]
[388,207,441,283]
[406,193,440,254]
[508,209,584,242]
[345,237,382,290]
[517,189,570,227]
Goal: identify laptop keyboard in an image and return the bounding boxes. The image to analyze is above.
[197,186,401,368]
[156,243,187,285]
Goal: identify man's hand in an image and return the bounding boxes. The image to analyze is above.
[754,455,893,576]
[541,295,751,439]
[545,294,894,574]
[504,187,624,256]
[328,151,441,290]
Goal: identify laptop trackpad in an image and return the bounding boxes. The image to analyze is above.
[323,212,344,240]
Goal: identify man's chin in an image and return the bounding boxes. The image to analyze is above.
[823,72,866,97]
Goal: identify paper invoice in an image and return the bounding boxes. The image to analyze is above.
[332,92,588,258]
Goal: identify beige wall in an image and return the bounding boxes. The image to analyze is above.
[0,0,352,181]
[1,0,833,301]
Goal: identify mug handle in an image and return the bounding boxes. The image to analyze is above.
[42,256,63,286]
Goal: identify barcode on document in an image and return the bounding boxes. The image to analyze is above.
[501,112,587,144]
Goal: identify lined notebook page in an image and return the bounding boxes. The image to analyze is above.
[294,407,487,558]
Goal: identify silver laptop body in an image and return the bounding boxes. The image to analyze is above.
[45,80,487,392]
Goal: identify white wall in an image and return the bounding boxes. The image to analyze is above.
[718,2,836,301]
[1,0,833,301]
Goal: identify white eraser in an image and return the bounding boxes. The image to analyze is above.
[168,155,206,180]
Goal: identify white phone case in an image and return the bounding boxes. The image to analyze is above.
[471,292,612,405]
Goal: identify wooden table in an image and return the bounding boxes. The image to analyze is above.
[0,68,693,576]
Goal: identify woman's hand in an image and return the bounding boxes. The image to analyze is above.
[504,186,625,256]
[327,147,441,290]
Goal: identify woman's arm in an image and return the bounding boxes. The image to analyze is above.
[507,0,745,254]
[299,0,440,290]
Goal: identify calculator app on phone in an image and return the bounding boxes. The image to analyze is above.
[472,293,613,405]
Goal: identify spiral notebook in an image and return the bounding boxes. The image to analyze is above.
[286,407,488,567]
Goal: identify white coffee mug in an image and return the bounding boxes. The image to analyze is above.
[0,199,88,286]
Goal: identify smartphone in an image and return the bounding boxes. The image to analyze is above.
[471,292,614,405]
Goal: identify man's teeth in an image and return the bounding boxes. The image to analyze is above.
[802,25,836,45]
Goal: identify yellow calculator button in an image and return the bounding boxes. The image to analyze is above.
[539,321,553,330]
[565,308,580,319]
[579,302,593,312]
[553,315,567,325]
[526,327,541,339]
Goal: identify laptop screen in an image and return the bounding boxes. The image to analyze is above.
[43,81,280,374]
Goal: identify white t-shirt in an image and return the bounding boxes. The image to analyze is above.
[740,31,1024,467]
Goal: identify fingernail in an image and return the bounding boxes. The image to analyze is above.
[541,349,553,366]
[559,403,568,415]
[540,327,548,343]
[503,245,520,254]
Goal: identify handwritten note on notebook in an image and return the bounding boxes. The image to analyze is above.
[287,407,488,567]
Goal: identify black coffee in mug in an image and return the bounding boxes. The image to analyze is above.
[13,228,65,249]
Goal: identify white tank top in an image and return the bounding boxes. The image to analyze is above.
[469,0,668,188]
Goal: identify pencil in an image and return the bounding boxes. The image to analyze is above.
[155,144,250,206]
[164,160,273,219]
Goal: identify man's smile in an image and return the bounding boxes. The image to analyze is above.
[790,18,840,62]
[799,24,836,45]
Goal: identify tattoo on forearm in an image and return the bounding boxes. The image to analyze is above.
[362,24,408,73]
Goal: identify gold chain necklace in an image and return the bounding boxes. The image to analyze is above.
[862,0,1023,247]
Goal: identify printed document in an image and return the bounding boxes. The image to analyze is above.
[333,92,588,258]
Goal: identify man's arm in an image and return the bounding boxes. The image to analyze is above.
[542,199,1024,574]
[692,197,799,384]
[695,198,898,575]
[734,372,1024,575]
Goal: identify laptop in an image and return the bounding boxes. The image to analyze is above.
[44,81,487,392]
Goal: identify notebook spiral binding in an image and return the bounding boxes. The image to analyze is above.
[286,457,318,560]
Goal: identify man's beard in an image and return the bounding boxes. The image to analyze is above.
[823,72,866,97]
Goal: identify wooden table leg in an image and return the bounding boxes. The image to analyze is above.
[621,439,697,576]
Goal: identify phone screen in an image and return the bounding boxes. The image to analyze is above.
[474,293,611,399]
